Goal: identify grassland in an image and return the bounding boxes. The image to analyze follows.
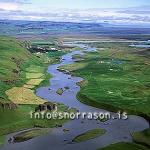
[60,42,150,150]
[0,36,68,145]
[60,42,150,118]
[99,142,149,150]
[5,64,47,104]
[0,103,71,142]
[6,87,46,104]
[0,136,5,146]
[72,128,106,143]
[0,37,50,103]
[0,36,30,102]
[0,36,66,105]
[0,36,30,81]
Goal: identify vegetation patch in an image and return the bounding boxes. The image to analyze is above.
[77,80,88,87]
[0,103,73,144]
[0,36,30,81]
[0,36,71,145]
[72,54,84,60]
[36,73,52,88]
[0,136,5,145]
[132,128,150,147]
[23,84,35,89]
[26,79,44,86]
[13,128,51,143]
[26,73,44,79]
[72,128,106,143]
[59,62,87,72]
[56,88,64,95]
[6,87,46,104]
[61,42,150,119]
[25,65,45,73]
[99,117,109,122]
[98,142,149,150]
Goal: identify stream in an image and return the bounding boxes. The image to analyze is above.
[0,42,149,150]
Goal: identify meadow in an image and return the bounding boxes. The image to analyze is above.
[0,36,68,145]
[0,35,150,149]
[60,42,150,117]
[60,42,150,149]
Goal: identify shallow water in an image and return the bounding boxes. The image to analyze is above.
[130,44,150,48]
[0,42,149,150]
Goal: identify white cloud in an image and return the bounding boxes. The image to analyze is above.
[0,2,19,11]
[0,5,150,25]
[0,0,30,4]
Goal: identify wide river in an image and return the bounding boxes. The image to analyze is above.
[0,42,149,150]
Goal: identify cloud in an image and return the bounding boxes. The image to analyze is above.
[0,2,19,10]
[0,0,31,11]
[0,0,31,4]
[0,4,149,25]
[117,10,150,15]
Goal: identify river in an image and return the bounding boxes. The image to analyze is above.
[0,42,149,150]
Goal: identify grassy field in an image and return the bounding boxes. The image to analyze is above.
[0,36,69,145]
[60,42,150,117]
[0,36,30,81]
[60,42,150,149]
[99,142,149,150]
[0,103,72,139]
[0,36,30,102]
[0,36,66,104]
[72,128,106,143]
[5,64,47,104]
[6,87,46,104]
[0,136,5,145]
[0,37,49,103]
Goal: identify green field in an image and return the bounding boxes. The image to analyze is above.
[0,36,66,104]
[0,36,150,148]
[60,42,150,117]
[60,42,150,149]
[0,36,68,145]
[0,136,5,145]
[0,36,50,103]
[0,103,71,139]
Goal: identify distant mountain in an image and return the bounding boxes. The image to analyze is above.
[0,20,150,41]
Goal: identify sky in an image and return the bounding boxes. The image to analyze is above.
[0,0,150,25]
[21,0,149,9]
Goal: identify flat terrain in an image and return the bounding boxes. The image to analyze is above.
[60,41,150,149]
[60,42,150,117]
[0,34,150,149]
